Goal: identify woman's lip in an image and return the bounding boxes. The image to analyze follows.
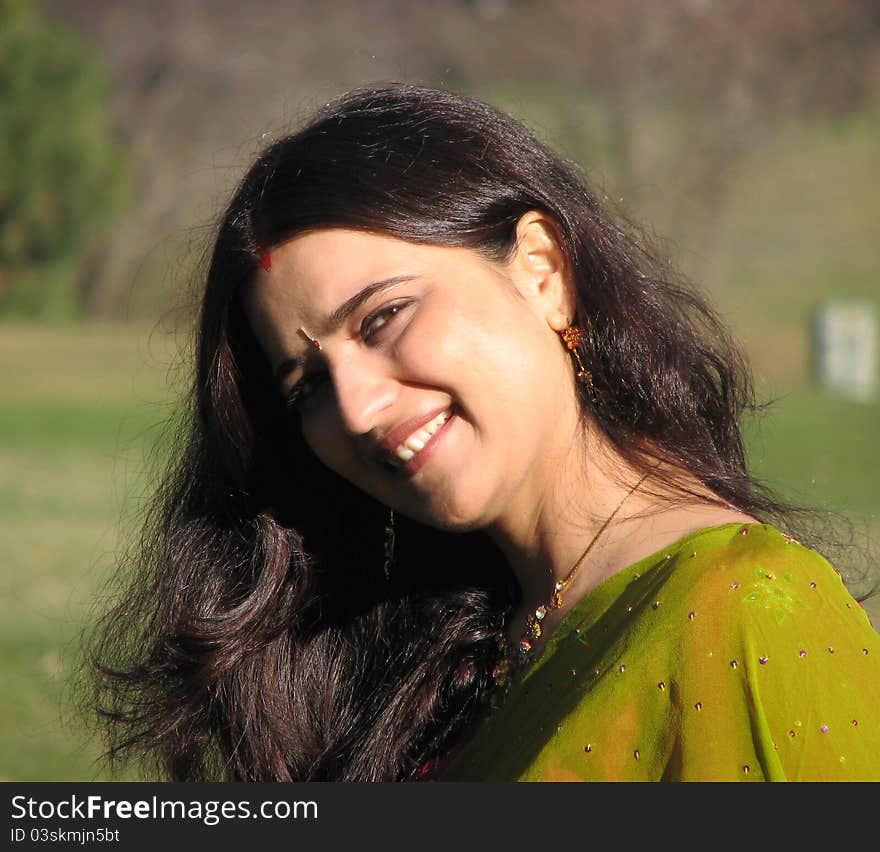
[378,404,453,457]
[400,409,455,476]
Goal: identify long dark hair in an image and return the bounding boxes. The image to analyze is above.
[86,83,865,781]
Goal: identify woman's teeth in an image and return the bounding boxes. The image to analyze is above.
[394,409,451,462]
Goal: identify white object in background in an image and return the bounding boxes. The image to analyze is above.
[812,300,877,402]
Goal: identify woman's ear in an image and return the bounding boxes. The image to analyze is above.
[509,210,575,331]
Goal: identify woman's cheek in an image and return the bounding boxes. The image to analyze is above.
[397,319,466,386]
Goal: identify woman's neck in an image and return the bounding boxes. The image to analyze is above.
[485,429,646,622]
[484,431,759,658]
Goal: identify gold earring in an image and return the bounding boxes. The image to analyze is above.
[560,325,593,387]
[561,325,614,416]
[383,509,396,581]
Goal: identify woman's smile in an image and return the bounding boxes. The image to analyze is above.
[379,406,455,473]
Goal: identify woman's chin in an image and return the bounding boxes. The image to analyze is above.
[399,499,490,534]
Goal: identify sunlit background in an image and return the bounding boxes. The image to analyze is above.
[2,0,878,780]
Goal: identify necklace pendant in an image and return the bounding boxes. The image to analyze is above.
[491,656,515,691]
[525,614,542,640]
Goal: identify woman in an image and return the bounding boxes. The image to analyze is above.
[90,83,880,782]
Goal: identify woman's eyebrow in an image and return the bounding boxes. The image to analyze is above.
[326,274,418,330]
[273,274,419,387]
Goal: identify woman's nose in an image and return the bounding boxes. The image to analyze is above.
[331,354,398,436]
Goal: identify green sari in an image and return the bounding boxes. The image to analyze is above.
[441,523,880,781]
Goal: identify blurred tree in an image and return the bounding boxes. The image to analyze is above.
[452,0,880,251]
[0,0,126,317]
[42,0,880,318]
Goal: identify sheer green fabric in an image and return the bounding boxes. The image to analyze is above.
[442,523,880,781]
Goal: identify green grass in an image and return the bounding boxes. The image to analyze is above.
[745,387,880,518]
[0,322,180,781]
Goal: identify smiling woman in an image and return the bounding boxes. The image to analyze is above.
[87,84,880,782]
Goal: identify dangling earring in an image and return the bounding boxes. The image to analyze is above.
[561,324,611,414]
[383,509,396,581]
[560,325,593,387]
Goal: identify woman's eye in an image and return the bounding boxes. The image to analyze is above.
[286,372,328,410]
[361,301,409,342]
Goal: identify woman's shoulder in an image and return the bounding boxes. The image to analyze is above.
[660,521,877,642]
[664,520,834,594]
[666,521,837,588]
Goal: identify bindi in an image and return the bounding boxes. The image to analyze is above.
[258,245,272,272]
[297,327,321,350]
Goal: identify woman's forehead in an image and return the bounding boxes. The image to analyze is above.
[270,228,425,286]
[261,229,487,304]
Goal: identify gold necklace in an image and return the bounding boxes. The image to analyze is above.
[494,472,649,686]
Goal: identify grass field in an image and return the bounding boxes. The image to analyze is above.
[0,323,182,781]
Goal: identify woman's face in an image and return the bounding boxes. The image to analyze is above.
[244,220,582,533]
